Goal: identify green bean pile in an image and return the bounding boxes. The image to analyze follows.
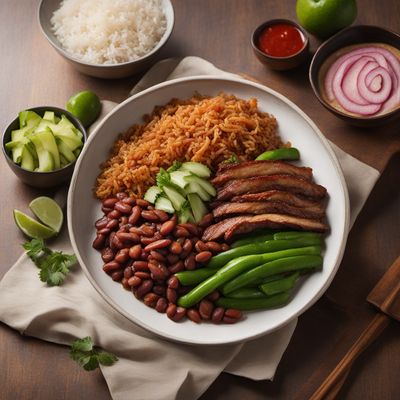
[176,231,323,311]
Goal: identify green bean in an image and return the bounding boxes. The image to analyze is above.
[177,246,320,308]
[273,231,322,241]
[208,237,322,269]
[255,147,300,161]
[226,287,266,299]
[246,273,289,287]
[259,272,300,296]
[216,291,291,310]
[222,254,322,295]
[175,268,215,286]
[231,231,274,248]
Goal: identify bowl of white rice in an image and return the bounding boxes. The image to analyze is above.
[38,0,174,79]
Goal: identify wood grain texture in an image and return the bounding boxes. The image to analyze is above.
[0,1,399,399]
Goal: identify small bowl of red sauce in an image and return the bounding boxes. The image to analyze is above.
[252,19,309,70]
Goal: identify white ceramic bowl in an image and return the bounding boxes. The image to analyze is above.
[68,76,350,345]
[38,0,174,79]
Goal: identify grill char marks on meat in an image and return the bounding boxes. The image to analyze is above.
[212,160,313,186]
[202,214,329,242]
[216,175,327,201]
[212,201,325,220]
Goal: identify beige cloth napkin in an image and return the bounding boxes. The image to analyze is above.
[0,57,380,400]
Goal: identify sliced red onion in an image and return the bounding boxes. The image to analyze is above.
[324,45,400,116]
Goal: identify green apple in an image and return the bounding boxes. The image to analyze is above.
[296,0,357,39]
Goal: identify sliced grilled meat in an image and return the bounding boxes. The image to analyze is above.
[212,160,313,186]
[202,214,328,241]
[230,190,325,209]
[217,175,327,201]
[212,201,325,220]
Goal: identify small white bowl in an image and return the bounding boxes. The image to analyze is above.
[38,0,174,79]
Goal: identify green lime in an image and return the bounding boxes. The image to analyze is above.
[29,196,64,233]
[296,0,357,39]
[14,209,56,239]
[66,90,101,128]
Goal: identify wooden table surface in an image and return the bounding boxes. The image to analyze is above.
[1,1,399,399]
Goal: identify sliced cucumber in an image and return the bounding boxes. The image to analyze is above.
[144,186,162,204]
[185,174,216,196]
[20,145,35,171]
[155,196,175,214]
[186,181,212,201]
[170,170,191,189]
[187,193,207,222]
[181,161,211,178]
[163,185,186,211]
[56,137,76,163]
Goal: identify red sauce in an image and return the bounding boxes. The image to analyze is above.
[258,23,305,57]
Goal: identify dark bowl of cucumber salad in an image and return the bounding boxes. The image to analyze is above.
[2,106,86,188]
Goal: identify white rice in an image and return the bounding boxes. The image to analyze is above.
[50,0,167,65]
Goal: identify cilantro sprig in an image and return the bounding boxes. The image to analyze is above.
[70,336,118,371]
[23,238,77,286]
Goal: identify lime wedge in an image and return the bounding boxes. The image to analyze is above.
[14,209,56,239]
[29,196,64,233]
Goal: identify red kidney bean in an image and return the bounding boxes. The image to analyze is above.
[207,290,220,302]
[168,260,185,274]
[107,209,122,219]
[199,299,214,320]
[143,292,160,308]
[225,309,242,320]
[115,249,129,264]
[184,253,196,270]
[92,233,106,250]
[95,216,109,229]
[106,219,119,230]
[98,227,111,235]
[195,241,208,253]
[141,210,159,222]
[144,239,172,252]
[171,307,186,322]
[128,276,142,287]
[132,261,149,271]
[122,277,130,290]
[149,250,166,263]
[195,251,212,263]
[141,236,158,246]
[169,241,182,255]
[120,216,129,226]
[167,254,180,265]
[111,271,123,282]
[153,285,166,296]
[205,241,222,253]
[153,209,169,222]
[116,232,137,244]
[115,202,132,214]
[136,198,150,207]
[176,237,185,246]
[102,198,118,208]
[134,279,153,299]
[102,206,113,214]
[166,288,177,304]
[122,197,136,206]
[101,247,115,263]
[223,316,239,324]
[182,239,193,254]
[175,226,190,238]
[187,308,201,323]
[103,261,121,273]
[148,263,168,281]
[135,271,151,280]
[128,206,142,225]
[221,243,230,252]
[160,219,176,236]
[167,276,179,290]
[155,297,168,313]
[198,213,214,228]
[211,307,225,324]
[129,244,142,260]
[140,225,155,237]
[129,226,142,235]
[178,223,199,236]
[124,266,133,279]
[140,250,148,260]
[116,192,128,200]
[166,303,177,320]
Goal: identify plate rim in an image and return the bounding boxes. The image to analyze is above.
[68,75,350,345]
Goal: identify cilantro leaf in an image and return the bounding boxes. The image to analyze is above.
[22,238,51,264]
[39,251,77,286]
[222,154,239,164]
[156,167,171,188]
[167,160,182,172]
[70,336,118,371]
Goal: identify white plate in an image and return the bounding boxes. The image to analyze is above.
[68,76,350,345]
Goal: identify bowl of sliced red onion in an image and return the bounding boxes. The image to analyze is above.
[309,25,400,126]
